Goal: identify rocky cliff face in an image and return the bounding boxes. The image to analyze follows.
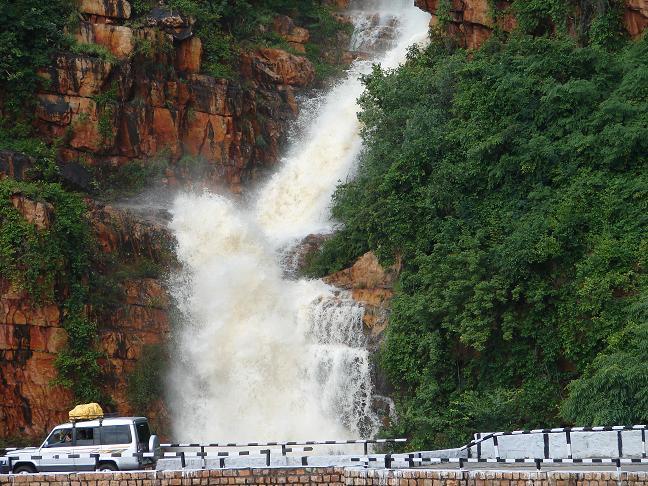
[0,192,173,439]
[34,0,327,193]
[415,0,647,49]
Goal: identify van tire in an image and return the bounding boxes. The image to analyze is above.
[13,464,36,474]
[97,461,118,472]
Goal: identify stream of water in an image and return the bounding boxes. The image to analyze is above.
[168,0,430,442]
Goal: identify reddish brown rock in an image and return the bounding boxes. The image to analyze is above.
[625,0,648,38]
[76,21,135,58]
[325,252,400,335]
[175,36,202,74]
[273,15,310,53]
[416,0,646,48]
[39,54,113,97]
[255,48,316,87]
[79,0,132,19]
[10,193,53,231]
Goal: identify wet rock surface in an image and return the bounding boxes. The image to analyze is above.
[325,252,400,347]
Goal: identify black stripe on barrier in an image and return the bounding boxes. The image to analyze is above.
[543,433,549,459]
[618,431,623,457]
[301,456,308,466]
[461,425,648,452]
[643,429,647,458]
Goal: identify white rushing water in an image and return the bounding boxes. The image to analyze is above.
[168,0,430,442]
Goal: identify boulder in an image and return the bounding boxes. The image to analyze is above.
[79,0,132,19]
[77,21,135,59]
[247,48,315,87]
[147,6,194,40]
[10,194,53,231]
[175,36,202,74]
[325,252,400,336]
[625,0,648,39]
[273,15,310,53]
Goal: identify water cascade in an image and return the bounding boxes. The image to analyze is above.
[168,0,430,442]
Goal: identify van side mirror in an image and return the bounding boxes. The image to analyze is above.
[149,435,161,459]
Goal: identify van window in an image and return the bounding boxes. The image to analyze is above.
[135,422,151,451]
[100,425,132,445]
[45,428,73,448]
[75,427,99,446]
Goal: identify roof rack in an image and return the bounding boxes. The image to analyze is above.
[69,412,120,423]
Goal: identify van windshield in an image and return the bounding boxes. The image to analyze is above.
[45,428,73,448]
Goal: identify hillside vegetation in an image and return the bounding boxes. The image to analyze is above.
[310,32,648,448]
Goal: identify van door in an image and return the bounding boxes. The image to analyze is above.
[39,427,76,472]
[99,424,136,470]
[72,426,101,471]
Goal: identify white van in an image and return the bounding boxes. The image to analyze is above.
[1,417,160,474]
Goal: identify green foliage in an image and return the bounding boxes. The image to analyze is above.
[511,0,625,46]
[126,344,168,414]
[69,42,117,62]
[0,179,104,402]
[93,157,168,200]
[0,0,75,114]
[436,0,453,27]
[311,35,648,449]
[561,296,648,425]
[0,122,60,181]
[91,83,119,147]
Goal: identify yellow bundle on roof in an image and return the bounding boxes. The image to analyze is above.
[69,403,104,421]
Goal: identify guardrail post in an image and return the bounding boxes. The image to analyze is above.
[201,446,206,470]
[617,431,623,457]
[385,454,392,469]
[180,451,186,469]
[493,436,500,460]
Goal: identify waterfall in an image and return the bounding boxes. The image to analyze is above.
[168,0,430,442]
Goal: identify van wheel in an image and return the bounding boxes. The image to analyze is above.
[13,464,36,474]
[97,462,118,472]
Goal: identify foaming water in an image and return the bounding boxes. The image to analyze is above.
[169,1,430,442]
